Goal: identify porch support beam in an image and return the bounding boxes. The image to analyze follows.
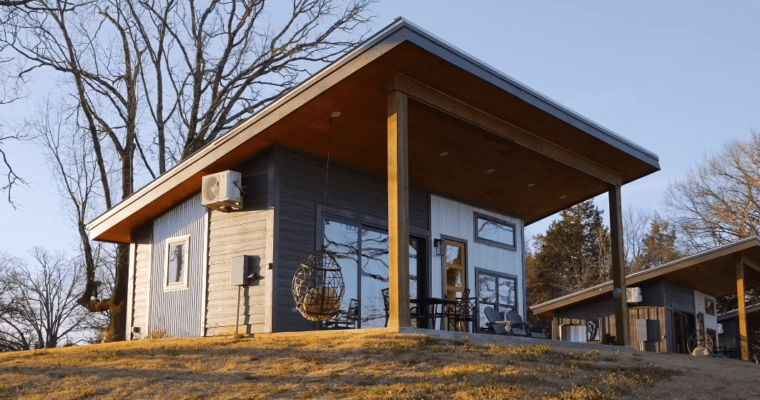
[736,258,749,361]
[392,74,623,186]
[387,90,411,329]
[608,185,630,346]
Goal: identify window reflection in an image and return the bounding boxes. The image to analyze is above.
[475,216,515,247]
[323,217,419,329]
[168,243,185,284]
[475,271,517,331]
[323,220,359,317]
[361,227,389,328]
[446,245,461,264]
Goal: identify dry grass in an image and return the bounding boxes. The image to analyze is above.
[0,330,758,399]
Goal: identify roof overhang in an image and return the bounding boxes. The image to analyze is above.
[87,18,660,243]
[531,237,760,317]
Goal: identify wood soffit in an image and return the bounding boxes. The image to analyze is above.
[87,23,660,244]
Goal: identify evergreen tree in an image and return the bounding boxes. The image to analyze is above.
[527,200,611,306]
[629,216,682,272]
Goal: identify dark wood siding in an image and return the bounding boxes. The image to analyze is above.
[662,279,695,313]
[272,146,430,332]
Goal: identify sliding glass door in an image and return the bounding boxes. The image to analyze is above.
[323,217,422,328]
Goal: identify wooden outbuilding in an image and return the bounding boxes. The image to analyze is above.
[86,18,659,343]
[531,237,760,360]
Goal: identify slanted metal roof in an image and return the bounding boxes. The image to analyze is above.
[87,17,660,243]
[531,237,760,316]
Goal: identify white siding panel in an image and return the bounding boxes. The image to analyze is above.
[205,206,271,335]
[130,229,152,339]
[430,194,525,316]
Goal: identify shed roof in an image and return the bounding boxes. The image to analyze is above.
[87,17,660,243]
[531,237,760,317]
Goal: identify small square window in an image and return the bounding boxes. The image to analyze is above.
[704,298,715,316]
[473,212,516,251]
[165,236,189,290]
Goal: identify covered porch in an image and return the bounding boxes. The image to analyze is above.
[86,19,660,341]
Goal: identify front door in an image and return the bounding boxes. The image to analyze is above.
[443,239,466,299]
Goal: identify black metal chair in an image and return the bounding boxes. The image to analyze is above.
[325,298,359,329]
[382,288,389,327]
[383,287,421,328]
[447,289,475,332]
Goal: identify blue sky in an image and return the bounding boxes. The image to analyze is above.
[1,1,759,259]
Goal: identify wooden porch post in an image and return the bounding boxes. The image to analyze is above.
[608,185,630,346]
[736,258,749,361]
[387,90,411,329]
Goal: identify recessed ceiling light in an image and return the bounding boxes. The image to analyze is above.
[330,111,341,118]
[487,169,495,173]
[527,183,536,187]
[439,151,449,157]
[559,195,567,200]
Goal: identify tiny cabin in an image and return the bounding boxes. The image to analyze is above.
[86,18,660,340]
[531,237,760,360]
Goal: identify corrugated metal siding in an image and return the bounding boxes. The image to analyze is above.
[204,150,274,336]
[130,227,152,339]
[149,193,207,337]
[429,195,524,316]
[274,146,429,333]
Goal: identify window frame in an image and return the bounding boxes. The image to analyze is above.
[473,212,517,251]
[704,297,716,316]
[164,235,190,291]
[474,268,518,332]
[320,214,426,329]
[587,319,601,342]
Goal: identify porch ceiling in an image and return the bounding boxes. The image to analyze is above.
[87,21,659,243]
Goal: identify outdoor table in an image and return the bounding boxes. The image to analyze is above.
[410,297,457,330]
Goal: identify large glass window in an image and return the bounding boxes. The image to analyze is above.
[323,217,420,329]
[474,212,516,250]
[475,269,517,332]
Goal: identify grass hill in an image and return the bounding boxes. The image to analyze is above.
[0,330,759,399]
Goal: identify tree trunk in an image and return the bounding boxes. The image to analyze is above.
[106,242,130,342]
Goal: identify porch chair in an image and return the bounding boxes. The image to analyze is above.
[382,287,421,328]
[483,307,529,336]
[483,306,508,335]
[325,298,359,329]
[447,289,475,332]
[504,310,531,337]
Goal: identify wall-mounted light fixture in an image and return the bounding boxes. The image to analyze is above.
[434,238,444,256]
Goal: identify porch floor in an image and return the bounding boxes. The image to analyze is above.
[396,327,635,352]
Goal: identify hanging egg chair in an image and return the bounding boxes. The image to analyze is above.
[292,249,345,321]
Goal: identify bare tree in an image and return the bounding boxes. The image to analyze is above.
[623,208,650,271]
[1,0,375,341]
[666,130,760,253]
[0,248,90,351]
[0,21,27,208]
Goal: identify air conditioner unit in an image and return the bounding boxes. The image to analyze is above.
[626,287,643,303]
[201,171,243,211]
